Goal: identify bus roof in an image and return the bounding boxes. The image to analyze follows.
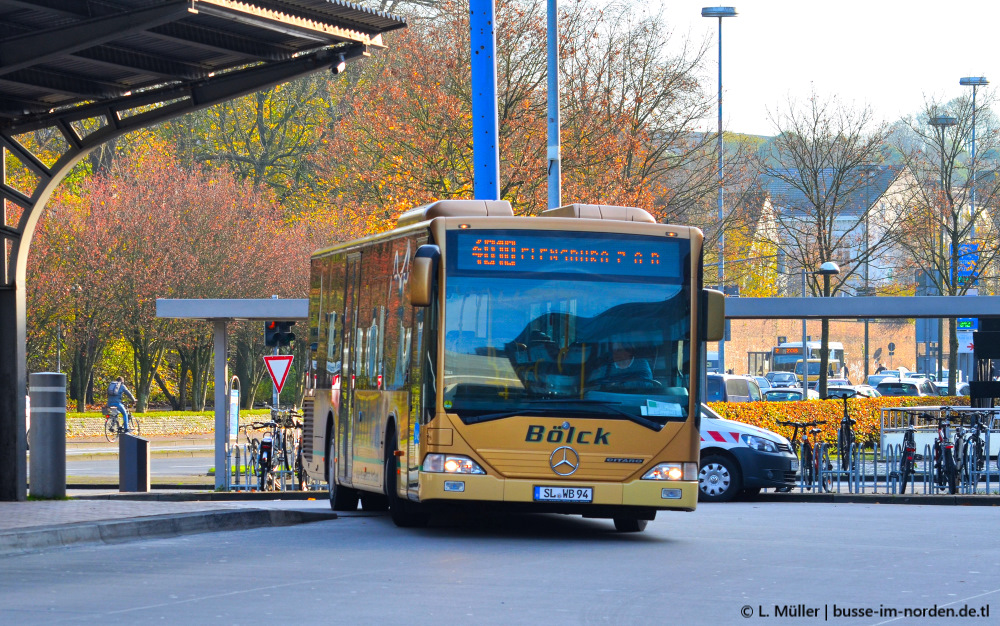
[775,341,844,349]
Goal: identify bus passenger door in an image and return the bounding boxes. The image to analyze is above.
[338,253,361,486]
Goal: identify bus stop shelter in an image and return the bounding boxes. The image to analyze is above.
[0,0,405,500]
[156,298,308,491]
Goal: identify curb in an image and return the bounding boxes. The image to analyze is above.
[754,493,1000,506]
[73,491,330,501]
[0,508,337,557]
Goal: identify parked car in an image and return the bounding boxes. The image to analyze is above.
[754,376,772,392]
[699,404,798,501]
[765,371,799,388]
[707,373,762,403]
[763,388,819,401]
[825,385,880,399]
[866,373,892,387]
[934,381,970,396]
[875,377,938,397]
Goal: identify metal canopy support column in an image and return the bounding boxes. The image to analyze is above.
[213,320,228,492]
[0,47,361,502]
[470,0,500,200]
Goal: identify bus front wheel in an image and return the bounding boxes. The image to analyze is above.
[328,436,359,511]
[385,427,428,528]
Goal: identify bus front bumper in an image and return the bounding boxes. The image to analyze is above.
[418,473,697,512]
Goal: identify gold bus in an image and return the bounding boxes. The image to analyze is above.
[302,200,723,531]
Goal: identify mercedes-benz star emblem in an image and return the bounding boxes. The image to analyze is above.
[549,446,580,476]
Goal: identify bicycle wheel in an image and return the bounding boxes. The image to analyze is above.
[899,452,914,494]
[104,416,120,443]
[129,416,141,437]
[839,425,855,471]
[819,447,833,493]
[944,449,959,495]
[247,439,260,482]
[932,441,945,490]
[801,443,814,488]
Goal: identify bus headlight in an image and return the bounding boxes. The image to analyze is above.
[423,454,486,474]
[642,462,697,481]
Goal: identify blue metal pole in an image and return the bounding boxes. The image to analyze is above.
[971,85,977,240]
[715,16,726,373]
[470,0,501,201]
[547,0,561,209]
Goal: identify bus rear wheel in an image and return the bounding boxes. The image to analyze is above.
[385,427,428,528]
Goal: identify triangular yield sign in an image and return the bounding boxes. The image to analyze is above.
[264,355,294,393]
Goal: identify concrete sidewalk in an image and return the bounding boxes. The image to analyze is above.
[0,491,337,557]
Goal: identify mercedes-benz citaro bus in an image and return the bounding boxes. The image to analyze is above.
[302,200,724,532]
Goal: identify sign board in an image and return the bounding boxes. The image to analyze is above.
[954,242,978,277]
[957,318,979,331]
[264,355,294,394]
[958,331,974,354]
[228,387,240,442]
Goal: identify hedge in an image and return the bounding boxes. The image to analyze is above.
[707,396,970,447]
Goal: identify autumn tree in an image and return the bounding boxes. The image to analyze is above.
[315,0,717,226]
[894,96,1000,394]
[754,90,902,396]
[155,73,332,211]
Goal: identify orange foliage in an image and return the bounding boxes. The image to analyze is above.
[708,396,970,446]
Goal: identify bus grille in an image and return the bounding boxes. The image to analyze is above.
[478,449,645,481]
[302,398,315,466]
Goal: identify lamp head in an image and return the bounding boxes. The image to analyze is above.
[702,6,737,18]
[929,115,958,128]
[332,53,347,75]
[816,261,841,276]
[960,76,989,86]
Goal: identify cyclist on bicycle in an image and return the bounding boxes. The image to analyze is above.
[107,376,136,432]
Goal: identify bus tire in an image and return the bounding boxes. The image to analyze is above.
[385,426,428,528]
[328,436,359,511]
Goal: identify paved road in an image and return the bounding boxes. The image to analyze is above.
[1,502,997,624]
[65,454,213,478]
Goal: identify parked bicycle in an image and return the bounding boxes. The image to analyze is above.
[776,419,831,492]
[930,413,959,495]
[832,395,857,471]
[897,416,918,494]
[255,405,300,491]
[237,422,261,485]
[102,404,141,442]
[955,411,988,488]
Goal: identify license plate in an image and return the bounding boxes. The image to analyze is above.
[790,459,799,472]
[534,486,593,502]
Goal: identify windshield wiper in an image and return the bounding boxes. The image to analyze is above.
[461,399,668,431]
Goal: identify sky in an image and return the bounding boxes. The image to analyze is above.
[655,0,997,136]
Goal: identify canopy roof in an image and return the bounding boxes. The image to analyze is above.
[0,0,406,126]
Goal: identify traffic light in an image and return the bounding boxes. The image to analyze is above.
[264,321,296,347]
[276,321,295,346]
[264,321,279,346]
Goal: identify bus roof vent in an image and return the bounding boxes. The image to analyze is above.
[397,199,514,227]
[539,203,656,223]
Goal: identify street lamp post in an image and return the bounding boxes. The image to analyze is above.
[702,5,737,374]
[861,164,878,379]
[928,114,958,383]
[815,261,840,398]
[960,77,988,240]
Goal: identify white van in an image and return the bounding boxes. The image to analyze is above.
[699,404,798,502]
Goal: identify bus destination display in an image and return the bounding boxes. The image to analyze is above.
[453,231,683,279]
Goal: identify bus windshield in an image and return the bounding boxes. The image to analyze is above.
[443,230,692,429]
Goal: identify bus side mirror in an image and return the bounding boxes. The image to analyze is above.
[702,289,725,342]
[409,244,440,307]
